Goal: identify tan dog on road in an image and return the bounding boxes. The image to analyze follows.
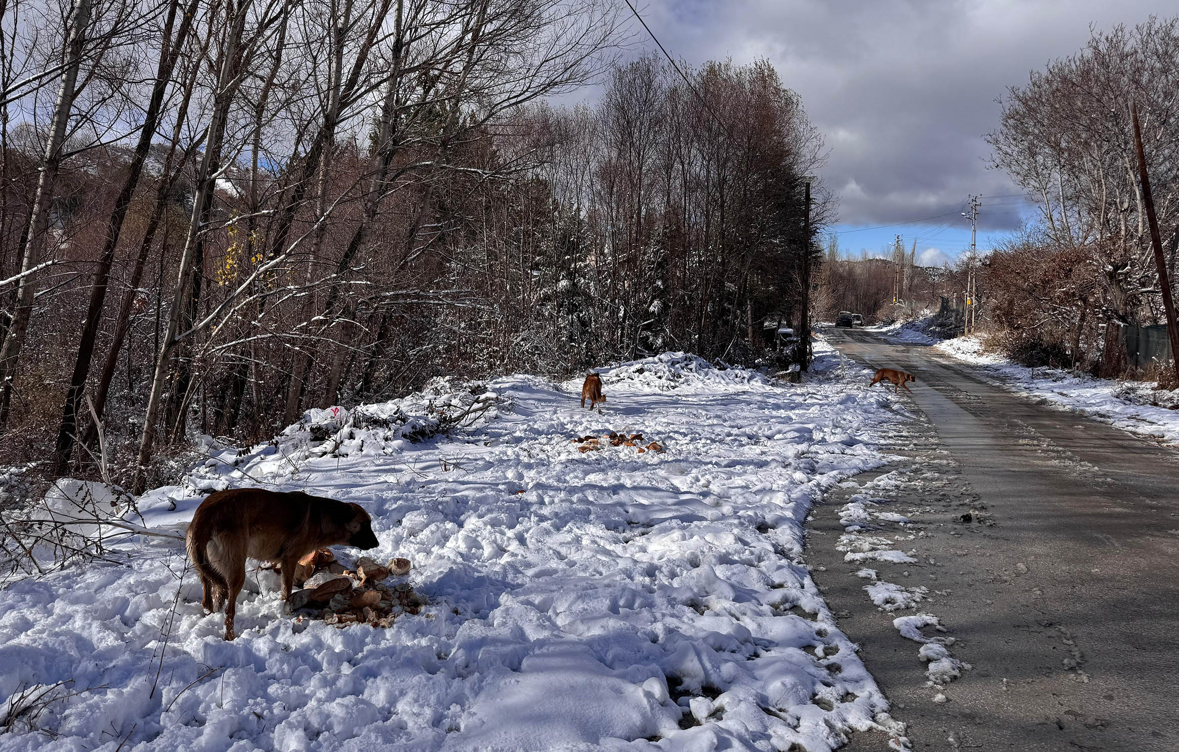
[186,489,379,640]
[870,367,916,394]
[581,372,606,410]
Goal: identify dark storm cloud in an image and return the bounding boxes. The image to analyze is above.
[629,0,1178,232]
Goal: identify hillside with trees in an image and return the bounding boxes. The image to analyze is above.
[0,0,824,494]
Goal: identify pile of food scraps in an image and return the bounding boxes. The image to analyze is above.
[573,431,664,454]
[283,548,423,628]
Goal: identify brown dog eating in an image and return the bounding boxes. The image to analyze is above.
[186,488,379,640]
[869,367,916,394]
[581,372,606,411]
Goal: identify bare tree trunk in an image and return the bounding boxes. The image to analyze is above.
[132,0,253,494]
[218,5,289,437]
[0,0,15,353]
[162,238,205,442]
[0,0,93,434]
[81,52,203,453]
[52,0,198,475]
[1071,302,1087,370]
[1101,317,1128,378]
[281,0,352,424]
[278,0,396,422]
[319,311,355,406]
[357,309,391,396]
[315,0,408,409]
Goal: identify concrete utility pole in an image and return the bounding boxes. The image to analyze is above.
[893,234,903,308]
[909,237,917,302]
[963,195,980,335]
[798,179,813,371]
[1131,102,1179,385]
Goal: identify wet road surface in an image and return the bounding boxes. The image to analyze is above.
[809,328,1179,751]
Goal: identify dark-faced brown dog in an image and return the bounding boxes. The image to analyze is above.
[186,489,379,640]
[869,367,916,394]
[581,372,606,411]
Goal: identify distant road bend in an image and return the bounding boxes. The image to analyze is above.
[815,327,1179,751]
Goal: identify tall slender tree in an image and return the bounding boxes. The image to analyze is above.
[0,0,94,431]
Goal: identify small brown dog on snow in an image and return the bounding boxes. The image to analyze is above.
[581,372,606,410]
[186,488,379,640]
[869,367,916,394]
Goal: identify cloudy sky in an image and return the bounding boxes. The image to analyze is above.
[608,0,1176,264]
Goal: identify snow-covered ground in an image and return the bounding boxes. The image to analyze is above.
[866,317,938,346]
[936,336,1179,446]
[0,347,915,752]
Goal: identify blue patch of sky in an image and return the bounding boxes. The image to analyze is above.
[829,194,1037,266]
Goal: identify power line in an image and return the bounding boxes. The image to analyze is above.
[619,0,1017,267]
[910,206,971,243]
[619,0,731,135]
[834,192,1037,238]
[917,222,965,244]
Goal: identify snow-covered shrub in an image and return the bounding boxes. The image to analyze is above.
[596,352,771,393]
[0,479,142,578]
[350,377,505,442]
[1112,382,1179,410]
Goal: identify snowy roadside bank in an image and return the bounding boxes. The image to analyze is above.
[935,336,1179,446]
[0,347,913,752]
[865,320,937,346]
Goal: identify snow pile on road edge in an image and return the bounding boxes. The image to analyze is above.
[868,316,940,346]
[835,473,965,696]
[935,335,1179,445]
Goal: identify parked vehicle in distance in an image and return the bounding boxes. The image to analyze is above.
[851,313,864,326]
[835,311,854,327]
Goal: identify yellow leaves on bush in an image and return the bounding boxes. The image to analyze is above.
[214,220,262,286]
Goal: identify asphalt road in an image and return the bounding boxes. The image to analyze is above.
[810,328,1179,751]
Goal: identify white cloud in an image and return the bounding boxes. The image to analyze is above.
[918,247,953,267]
[620,0,1176,231]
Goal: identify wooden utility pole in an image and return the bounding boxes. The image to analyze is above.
[1131,102,1179,385]
[798,180,813,370]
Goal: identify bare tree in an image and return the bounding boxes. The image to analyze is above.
[0,0,834,499]
[131,0,277,493]
[0,0,95,431]
[989,18,1179,374]
[51,0,201,475]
